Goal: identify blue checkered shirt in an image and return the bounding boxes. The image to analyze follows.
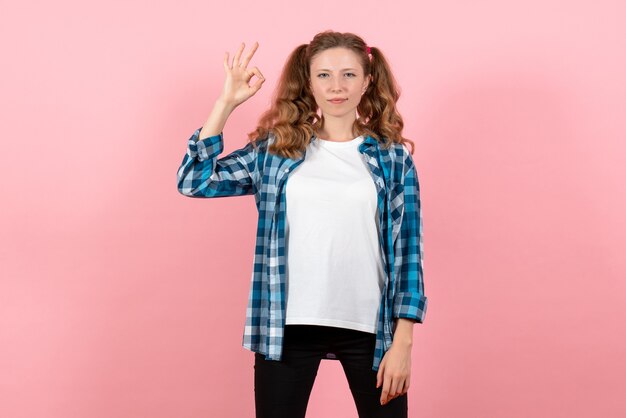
[177,126,427,371]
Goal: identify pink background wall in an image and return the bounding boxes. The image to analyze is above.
[2,1,625,417]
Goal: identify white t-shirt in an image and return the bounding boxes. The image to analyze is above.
[284,134,386,334]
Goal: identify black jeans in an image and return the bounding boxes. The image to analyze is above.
[254,324,408,418]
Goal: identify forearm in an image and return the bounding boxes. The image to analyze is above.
[199,98,236,140]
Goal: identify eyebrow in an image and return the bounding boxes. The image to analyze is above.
[315,68,358,72]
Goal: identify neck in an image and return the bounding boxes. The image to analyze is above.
[316,112,358,141]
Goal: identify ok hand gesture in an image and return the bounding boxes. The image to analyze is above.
[218,42,265,109]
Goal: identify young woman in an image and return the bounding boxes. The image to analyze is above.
[177,30,428,418]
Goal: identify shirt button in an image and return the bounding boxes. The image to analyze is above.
[285,168,290,172]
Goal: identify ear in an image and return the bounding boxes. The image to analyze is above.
[363,74,372,93]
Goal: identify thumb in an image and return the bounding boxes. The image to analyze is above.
[250,77,265,94]
[249,67,265,93]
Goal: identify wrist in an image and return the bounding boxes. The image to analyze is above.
[215,96,237,113]
[392,333,413,347]
[392,318,415,346]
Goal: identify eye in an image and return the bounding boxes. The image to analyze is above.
[316,73,356,78]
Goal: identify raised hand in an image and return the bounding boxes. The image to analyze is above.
[218,42,265,109]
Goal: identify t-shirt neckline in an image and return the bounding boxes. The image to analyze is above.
[315,135,364,148]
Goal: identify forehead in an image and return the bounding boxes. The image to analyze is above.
[310,47,362,70]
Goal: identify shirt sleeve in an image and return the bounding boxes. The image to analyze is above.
[176,127,259,198]
[392,152,428,323]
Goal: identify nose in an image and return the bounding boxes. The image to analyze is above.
[331,76,344,92]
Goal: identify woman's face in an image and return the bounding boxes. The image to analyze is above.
[309,47,371,120]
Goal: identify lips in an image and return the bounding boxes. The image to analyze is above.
[329,98,347,104]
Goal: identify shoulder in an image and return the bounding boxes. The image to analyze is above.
[241,131,272,155]
[385,141,417,187]
[385,141,414,170]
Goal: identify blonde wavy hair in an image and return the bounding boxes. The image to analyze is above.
[246,30,415,159]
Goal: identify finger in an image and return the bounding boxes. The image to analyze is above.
[389,376,400,398]
[376,365,383,388]
[397,378,404,396]
[224,52,230,70]
[400,379,408,395]
[250,77,265,93]
[240,41,259,68]
[233,42,245,67]
[249,67,265,92]
[380,376,391,405]
[248,67,265,82]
